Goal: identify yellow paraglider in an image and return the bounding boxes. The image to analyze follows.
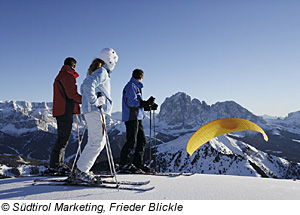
[186,118,268,156]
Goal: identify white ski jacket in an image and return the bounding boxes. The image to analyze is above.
[80,65,113,115]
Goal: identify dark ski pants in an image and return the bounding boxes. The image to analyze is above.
[120,120,146,167]
[50,114,73,168]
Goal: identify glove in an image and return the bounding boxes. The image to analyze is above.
[94,92,105,108]
[144,103,158,111]
[140,96,155,108]
[151,103,158,110]
[147,96,155,105]
[97,92,102,98]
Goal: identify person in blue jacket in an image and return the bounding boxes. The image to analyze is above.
[119,69,157,173]
[74,48,118,182]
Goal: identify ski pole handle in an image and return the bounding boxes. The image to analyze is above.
[101,114,107,132]
[99,107,107,132]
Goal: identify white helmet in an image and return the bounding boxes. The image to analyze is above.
[99,48,118,71]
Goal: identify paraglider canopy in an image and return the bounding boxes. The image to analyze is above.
[186,118,268,156]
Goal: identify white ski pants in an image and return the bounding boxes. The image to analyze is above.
[76,111,106,173]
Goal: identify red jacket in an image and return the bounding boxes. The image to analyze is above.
[53,65,82,117]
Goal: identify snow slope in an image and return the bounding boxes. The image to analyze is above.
[0,174,300,200]
[155,133,300,179]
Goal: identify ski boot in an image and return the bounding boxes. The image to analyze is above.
[44,164,71,176]
[136,164,154,173]
[70,168,101,184]
[118,164,145,174]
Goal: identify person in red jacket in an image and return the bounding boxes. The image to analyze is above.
[50,57,82,175]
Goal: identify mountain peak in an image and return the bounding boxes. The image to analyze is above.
[157,92,265,128]
[157,92,209,128]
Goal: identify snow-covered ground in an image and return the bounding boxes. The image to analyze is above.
[1,174,300,200]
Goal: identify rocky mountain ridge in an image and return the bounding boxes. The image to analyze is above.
[157,92,266,129]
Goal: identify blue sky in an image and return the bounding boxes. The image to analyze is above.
[0,0,299,117]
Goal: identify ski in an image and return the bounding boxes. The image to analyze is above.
[150,172,195,177]
[102,179,150,186]
[96,174,114,178]
[33,178,150,186]
[14,173,114,179]
[148,172,183,177]
[119,172,195,177]
[164,172,195,177]
[32,181,154,192]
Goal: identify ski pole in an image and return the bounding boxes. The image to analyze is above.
[153,109,157,172]
[149,106,152,169]
[99,108,119,190]
[105,132,119,190]
[71,115,87,173]
[98,109,113,175]
[71,115,81,172]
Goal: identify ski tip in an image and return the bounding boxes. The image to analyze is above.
[144,186,155,191]
[123,186,155,192]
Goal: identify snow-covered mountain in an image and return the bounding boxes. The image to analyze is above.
[155,134,300,179]
[152,93,300,179]
[1,92,300,179]
[0,101,56,135]
[0,101,82,161]
[264,110,300,134]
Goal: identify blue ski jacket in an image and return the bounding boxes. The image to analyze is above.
[80,65,113,115]
[122,77,145,122]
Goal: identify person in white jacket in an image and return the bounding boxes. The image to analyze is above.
[74,48,118,182]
